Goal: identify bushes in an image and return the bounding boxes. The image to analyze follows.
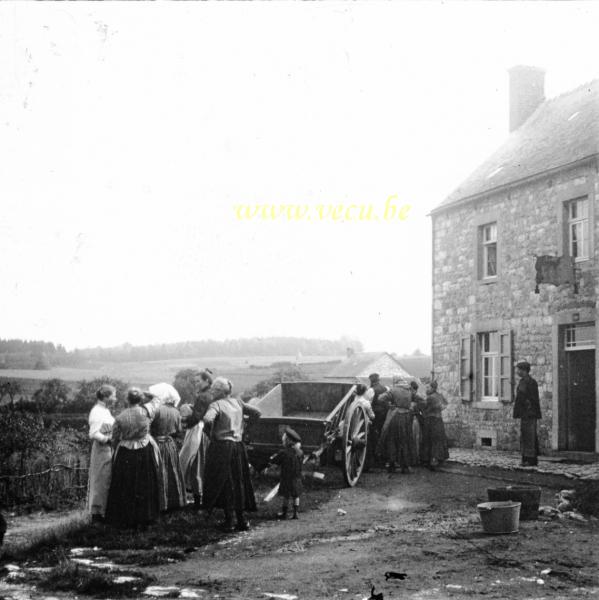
[67,377,128,413]
[33,378,71,413]
[250,366,309,397]
[0,408,89,510]
[0,410,49,470]
[173,368,202,405]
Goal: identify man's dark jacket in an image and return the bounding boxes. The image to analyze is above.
[513,375,541,419]
[371,382,389,419]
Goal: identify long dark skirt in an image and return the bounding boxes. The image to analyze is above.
[422,416,449,465]
[105,445,160,528]
[376,409,413,469]
[411,416,422,466]
[156,436,187,510]
[203,440,257,513]
[520,418,539,466]
[0,511,6,546]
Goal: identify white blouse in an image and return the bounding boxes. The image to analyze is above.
[88,402,115,443]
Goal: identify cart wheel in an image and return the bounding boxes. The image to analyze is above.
[342,400,368,487]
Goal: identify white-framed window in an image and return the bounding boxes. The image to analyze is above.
[567,198,589,262]
[565,323,595,351]
[480,332,498,400]
[481,223,497,279]
[459,330,513,404]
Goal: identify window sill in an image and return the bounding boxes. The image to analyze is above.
[479,277,497,285]
[575,259,594,272]
[472,401,503,410]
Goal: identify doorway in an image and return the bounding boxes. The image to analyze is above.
[562,323,596,451]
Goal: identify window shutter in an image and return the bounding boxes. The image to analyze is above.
[459,335,474,402]
[499,330,513,402]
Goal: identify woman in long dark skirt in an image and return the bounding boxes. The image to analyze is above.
[149,383,187,511]
[202,377,261,532]
[105,388,162,529]
[376,384,414,474]
[422,381,449,470]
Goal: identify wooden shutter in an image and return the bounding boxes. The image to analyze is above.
[498,329,513,402]
[459,335,474,402]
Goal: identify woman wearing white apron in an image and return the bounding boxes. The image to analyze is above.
[179,370,213,508]
[87,384,116,523]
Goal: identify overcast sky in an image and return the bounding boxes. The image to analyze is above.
[1,2,598,354]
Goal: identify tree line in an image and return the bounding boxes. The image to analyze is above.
[0,336,362,369]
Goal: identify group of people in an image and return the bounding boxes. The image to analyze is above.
[87,371,261,532]
[356,373,449,474]
[86,370,450,531]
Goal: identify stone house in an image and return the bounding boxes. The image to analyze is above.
[430,67,599,454]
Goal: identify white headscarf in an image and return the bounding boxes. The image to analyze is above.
[149,382,181,407]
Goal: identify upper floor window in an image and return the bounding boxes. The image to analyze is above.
[567,198,589,262]
[480,222,497,279]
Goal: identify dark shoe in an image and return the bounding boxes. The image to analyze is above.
[193,494,203,510]
[277,507,288,520]
[236,519,250,531]
[91,514,104,524]
[218,520,235,532]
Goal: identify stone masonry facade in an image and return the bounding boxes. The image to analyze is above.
[432,160,599,453]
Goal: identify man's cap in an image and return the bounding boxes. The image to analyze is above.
[516,360,531,372]
[284,426,301,443]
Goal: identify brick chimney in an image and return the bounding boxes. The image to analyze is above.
[508,65,545,132]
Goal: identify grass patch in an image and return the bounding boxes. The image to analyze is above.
[37,561,154,597]
[97,548,187,566]
[2,510,89,561]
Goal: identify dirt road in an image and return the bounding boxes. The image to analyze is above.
[148,465,598,600]
[1,464,597,600]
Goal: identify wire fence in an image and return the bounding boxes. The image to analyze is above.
[0,456,89,509]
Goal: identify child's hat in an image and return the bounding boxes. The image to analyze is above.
[284,426,301,443]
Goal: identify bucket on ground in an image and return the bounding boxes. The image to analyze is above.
[487,486,541,520]
[477,501,521,534]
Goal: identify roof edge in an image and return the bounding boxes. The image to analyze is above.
[429,153,599,217]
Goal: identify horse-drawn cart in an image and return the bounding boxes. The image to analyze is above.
[245,381,368,486]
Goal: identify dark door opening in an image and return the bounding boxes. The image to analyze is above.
[565,349,596,451]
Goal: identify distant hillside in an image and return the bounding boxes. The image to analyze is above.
[0,336,362,369]
[72,337,363,362]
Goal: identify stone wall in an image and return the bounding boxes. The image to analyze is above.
[432,161,598,451]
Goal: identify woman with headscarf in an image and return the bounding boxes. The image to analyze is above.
[105,388,162,529]
[149,382,187,511]
[202,377,261,532]
[422,381,449,470]
[87,384,116,523]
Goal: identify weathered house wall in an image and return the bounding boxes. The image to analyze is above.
[432,162,598,451]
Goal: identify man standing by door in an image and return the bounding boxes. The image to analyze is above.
[513,361,541,466]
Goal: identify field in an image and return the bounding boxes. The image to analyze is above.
[0,355,343,397]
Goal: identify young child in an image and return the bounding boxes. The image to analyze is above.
[270,426,303,519]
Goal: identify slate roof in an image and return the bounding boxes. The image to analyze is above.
[393,354,432,379]
[433,79,599,213]
[326,351,411,379]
